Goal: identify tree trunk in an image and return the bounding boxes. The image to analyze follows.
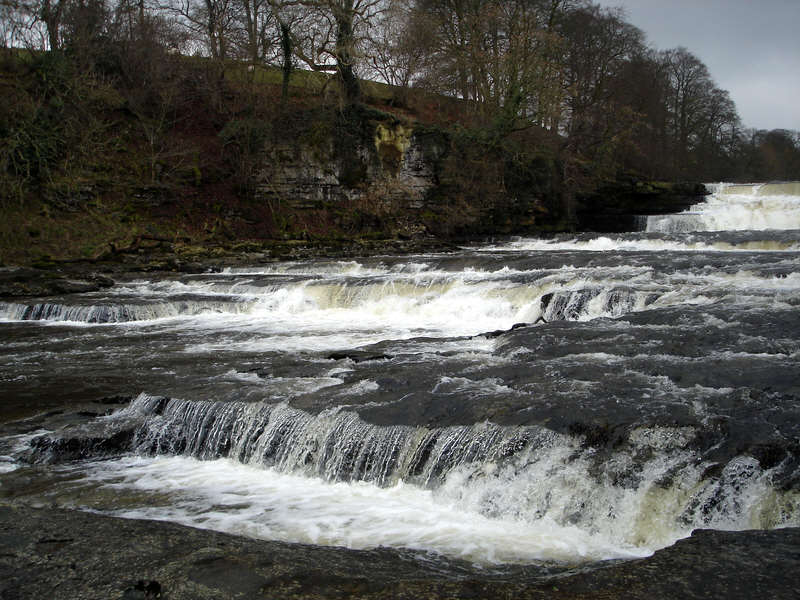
[243,0,257,63]
[41,0,63,51]
[280,21,292,109]
[333,7,360,105]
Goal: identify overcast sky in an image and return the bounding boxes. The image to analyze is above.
[595,0,800,132]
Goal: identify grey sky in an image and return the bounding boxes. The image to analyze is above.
[595,0,800,131]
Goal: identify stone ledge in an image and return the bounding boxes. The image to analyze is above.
[0,504,798,599]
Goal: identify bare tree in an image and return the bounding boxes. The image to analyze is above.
[410,0,571,134]
[287,0,386,105]
[558,4,645,161]
[230,0,277,62]
[160,0,236,59]
[39,0,68,48]
[362,0,428,90]
[662,47,715,172]
[1,0,50,49]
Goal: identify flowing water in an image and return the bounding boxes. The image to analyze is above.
[1,183,799,568]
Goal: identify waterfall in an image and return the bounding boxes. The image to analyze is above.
[0,278,668,329]
[3,187,799,567]
[87,392,797,556]
[646,182,800,233]
[0,299,256,323]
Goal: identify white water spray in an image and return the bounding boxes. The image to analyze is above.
[647,182,800,233]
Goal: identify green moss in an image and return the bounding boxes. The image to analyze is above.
[174,244,209,258]
[374,123,412,174]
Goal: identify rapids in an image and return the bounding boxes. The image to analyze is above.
[1,182,799,567]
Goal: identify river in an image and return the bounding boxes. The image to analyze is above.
[1,182,799,569]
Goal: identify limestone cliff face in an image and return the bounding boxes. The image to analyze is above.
[373,123,443,210]
[252,112,566,238]
[254,116,445,215]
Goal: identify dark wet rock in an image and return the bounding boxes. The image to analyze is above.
[19,404,150,464]
[355,391,498,428]
[552,527,800,600]
[0,504,798,599]
[326,351,393,363]
[96,395,138,406]
[0,267,114,299]
[575,180,707,232]
[173,261,209,274]
[481,322,533,339]
[121,580,162,599]
[28,427,135,463]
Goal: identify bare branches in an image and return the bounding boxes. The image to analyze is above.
[0,0,760,179]
[288,0,389,104]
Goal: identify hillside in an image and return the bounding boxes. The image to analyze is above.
[0,49,701,269]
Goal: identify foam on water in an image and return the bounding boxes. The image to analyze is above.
[3,262,790,367]
[647,182,800,233]
[217,371,345,395]
[66,393,792,564]
[2,182,798,568]
[81,455,648,565]
[176,284,662,354]
[481,236,800,253]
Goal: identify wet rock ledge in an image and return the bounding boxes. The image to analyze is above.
[0,267,114,299]
[0,504,798,600]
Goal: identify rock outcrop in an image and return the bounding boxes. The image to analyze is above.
[0,267,114,299]
[253,109,565,238]
[255,113,444,213]
[575,179,708,232]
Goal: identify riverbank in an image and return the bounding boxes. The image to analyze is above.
[0,503,797,600]
[2,48,713,272]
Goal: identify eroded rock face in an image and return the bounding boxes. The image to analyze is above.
[254,119,444,213]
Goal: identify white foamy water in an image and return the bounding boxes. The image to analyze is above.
[647,183,800,233]
[3,259,795,361]
[481,235,800,253]
[81,393,794,567]
[74,424,794,566]
[2,181,799,570]
[0,271,676,346]
[81,455,650,565]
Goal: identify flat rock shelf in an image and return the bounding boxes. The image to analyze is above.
[0,505,798,600]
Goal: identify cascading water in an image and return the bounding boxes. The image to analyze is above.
[117,394,793,541]
[0,298,257,323]
[1,182,799,569]
[646,182,800,233]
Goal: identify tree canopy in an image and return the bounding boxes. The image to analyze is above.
[2,0,798,183]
